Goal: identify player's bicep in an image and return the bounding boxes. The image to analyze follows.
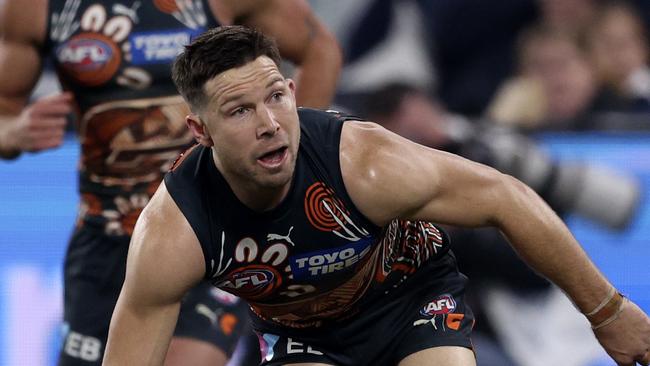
[0,38,43,112]
[0,0,46,112]
[409,148,510,227]
[342,122,508,227]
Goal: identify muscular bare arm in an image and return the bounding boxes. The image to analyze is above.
[103,182,206,365]
[210,0,342,108]
[340,121,650,365]
[0,0,72,159]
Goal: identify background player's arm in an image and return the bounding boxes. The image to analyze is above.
[0,0,72,159]
[211,0,342,108]
[103,182,205,365]
[340,121,650,365]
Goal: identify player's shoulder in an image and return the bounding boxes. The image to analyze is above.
[298,107,353,121]
[298,107,366,130]
[340,118,394,148]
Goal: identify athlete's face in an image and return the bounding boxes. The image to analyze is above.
[190,56,300,205]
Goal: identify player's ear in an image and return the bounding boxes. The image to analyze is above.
[186,114,214,147]
[286,78,296,96]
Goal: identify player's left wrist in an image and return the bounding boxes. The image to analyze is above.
[585,288,627,329]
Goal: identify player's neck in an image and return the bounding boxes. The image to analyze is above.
[232,177,292,212]
[216,162,293,213]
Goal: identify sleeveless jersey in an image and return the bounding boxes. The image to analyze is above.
[44,0,219,235]
[165,108,451,329]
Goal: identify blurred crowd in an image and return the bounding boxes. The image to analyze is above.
[306,1,649,366]
[316,0,650,130]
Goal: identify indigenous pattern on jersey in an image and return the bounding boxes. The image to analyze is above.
[165,109,452,329]
[45,0,219,235]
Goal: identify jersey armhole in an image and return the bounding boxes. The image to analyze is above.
[164,160,215,280]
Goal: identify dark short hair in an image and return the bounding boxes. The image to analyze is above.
[172,25,282,111]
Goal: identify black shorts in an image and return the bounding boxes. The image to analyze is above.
[252,252,474,366]
[57,224,250,365]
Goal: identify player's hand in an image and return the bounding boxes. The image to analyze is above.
[8,92,74,152]
[593,299,650,366]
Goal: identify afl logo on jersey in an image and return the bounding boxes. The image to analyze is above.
[420,294,457,316]
[216,265,282,301]
[56,33,121,86]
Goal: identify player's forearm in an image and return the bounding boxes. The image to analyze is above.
[104,301,179,365]
[292,30,342,109]
[496,176,612,314]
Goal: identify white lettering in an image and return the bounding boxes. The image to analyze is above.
[80,336,101,361]
[322,252,339,263]
[339,248,354,259]
[307,345,324,355]
[64,331,101,361]
[287,338,303,354]
[344,255,359,267]
[426,299,454,313]
[295,257,309,268]
[59,46,109,63]
[308,255,325,266]
[234,277,249,288]
[133,33,192,61]
[64,332,82,357]
[298,246,369,276]
[286,338,323,355]
[250,274,266,286]
[308,266,324,275]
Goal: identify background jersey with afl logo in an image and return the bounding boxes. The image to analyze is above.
[165,108,452,329]
[44,0,219,235]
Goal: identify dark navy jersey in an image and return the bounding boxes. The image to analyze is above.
[44,0,219,235]
[165,108,451,329]
[46,0,219,110]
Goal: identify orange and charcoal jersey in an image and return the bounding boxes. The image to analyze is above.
[164,108,453,330]
[44,0,219,235]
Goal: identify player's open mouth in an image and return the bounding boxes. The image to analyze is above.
[257,146,288,169]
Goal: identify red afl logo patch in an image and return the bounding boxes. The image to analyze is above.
[216,265,282,301]
[56,32,121,86]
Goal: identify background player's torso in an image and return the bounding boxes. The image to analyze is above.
[45,0,219,235]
